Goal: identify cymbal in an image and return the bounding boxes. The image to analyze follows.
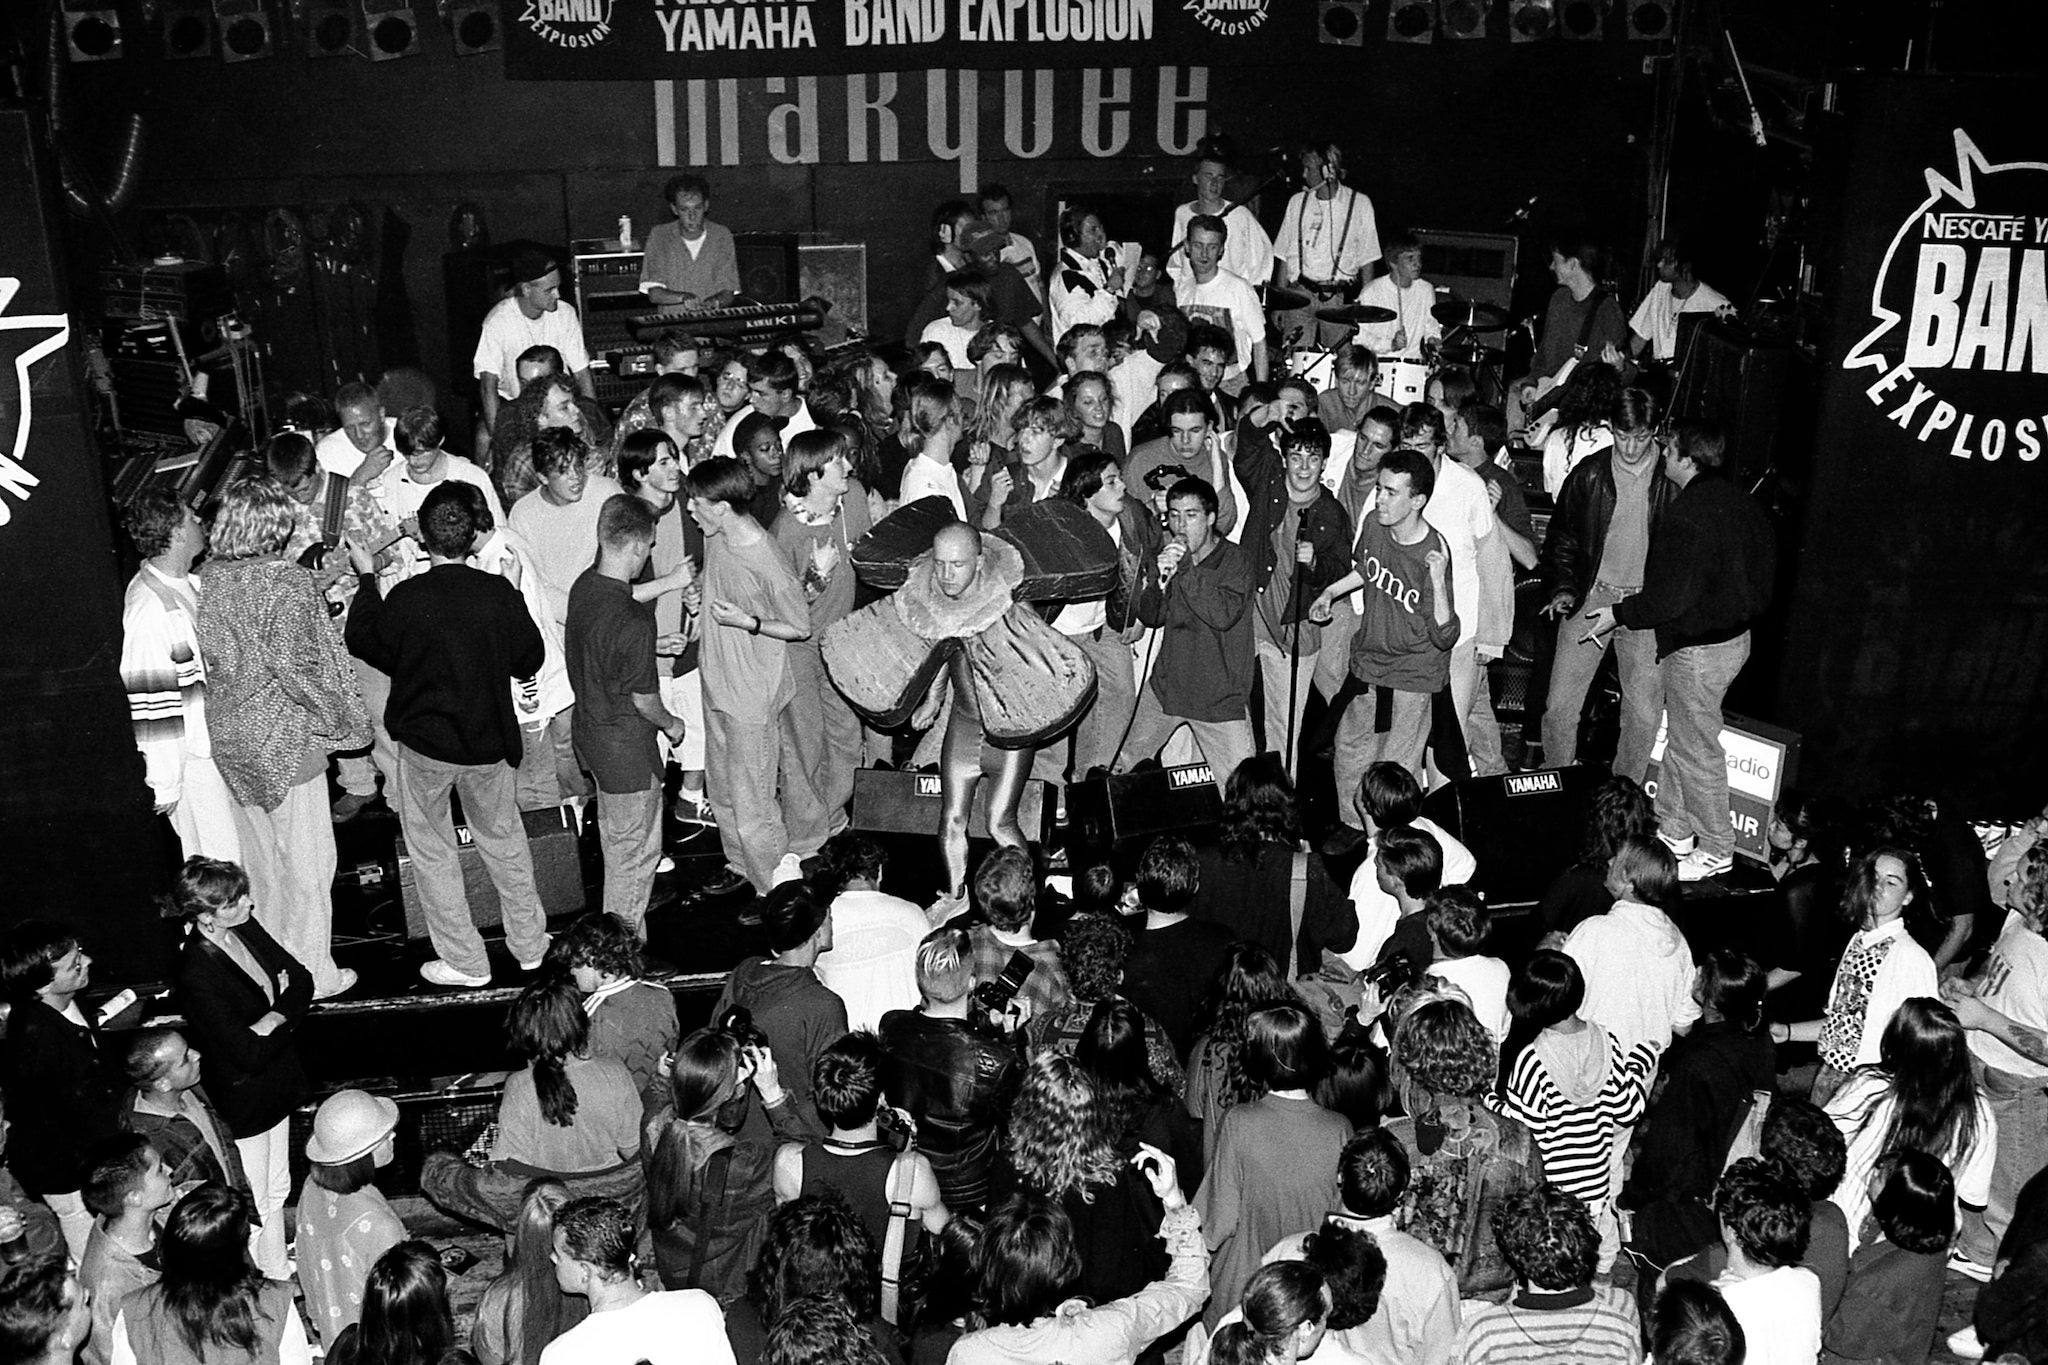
[1265,285,1312,311]
[1432,297,1509,329]
[1438,341,1505,365]
[1314,303,1396,325]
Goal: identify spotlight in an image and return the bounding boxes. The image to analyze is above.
[446,0,499,53]
[62,1,123,60]
[1508,0,1554,41]
[158,0,215,57]
[363,0,420,57]
[1442,0,1487,38]
[1559,0,1607,38]
[213,0,274,59]
[299,0,361,55]
[1317,0,1364,45]
[1625,0,1670,38]
[1386,0,1434,42]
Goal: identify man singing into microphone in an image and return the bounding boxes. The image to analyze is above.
[1111,476,1256,794]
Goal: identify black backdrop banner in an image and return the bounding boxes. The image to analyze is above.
[506,0,1323,79]
[1777,74,2048,808]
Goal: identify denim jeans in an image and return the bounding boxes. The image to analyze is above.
[1959,1060,2048,1263]
[1655,633,1751,860]
[396,742,551,975]
[1542,581,1662,780]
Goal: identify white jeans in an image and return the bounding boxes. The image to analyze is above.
[235,1117,293,1278]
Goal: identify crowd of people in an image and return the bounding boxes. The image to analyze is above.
[1,141,2038,1365]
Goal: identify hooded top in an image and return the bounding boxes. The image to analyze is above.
[1563,900,1704,1054]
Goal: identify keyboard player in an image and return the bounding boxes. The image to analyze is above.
[639,173,741,313]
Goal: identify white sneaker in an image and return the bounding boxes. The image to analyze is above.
[771,853,805,887]
[1657,829,1698,855]
[420,960,492,989]
[1946,1324,1986,1359]
[515,933,553,972]
[1948,1250,1995,1283]
[1676,849,1733,881]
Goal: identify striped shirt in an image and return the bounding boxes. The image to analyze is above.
[1488,1028,1656,1205]
[1454,1285,1641,1364]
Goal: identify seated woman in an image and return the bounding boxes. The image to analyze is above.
[950,1146,1207,1365]
[421,977,643,1233]
[469,1179,589,1365]
[644,1027,811,1305]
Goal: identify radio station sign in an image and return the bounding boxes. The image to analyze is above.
[1643,712,1798,863]
[509,0,1319,79]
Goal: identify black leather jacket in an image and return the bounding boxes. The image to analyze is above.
[1540,449,1676,606]
[877,1009,1022,1211]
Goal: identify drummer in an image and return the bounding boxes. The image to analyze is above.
[1350,234,1441,364]
[1272,137,1381,350]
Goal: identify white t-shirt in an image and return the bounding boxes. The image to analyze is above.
[1629,279,1731,361]
[1430,954,1512,1043]
[1274,186,1380,285]
[538,1289,734,1365]
[1420,457,1496,650]
[473,296,590,399]
[315,419,398,479]
[376,454,507,585]
[920,317,980,370]
[1351,276,1442,360]
[1341,816,1478,970]
[1969,917,2048,1078]
[1177,268,1266,385]
[1825,1070,1997,1255]
[900,454,967,520]
[1710,1265,1821,1365]
[1541,422,1616,500]
[1167,202,1274,297]
[815,888,931,1034]
[711,401,817,462]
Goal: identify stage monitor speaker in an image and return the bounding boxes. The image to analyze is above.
[1412,228,1518,313]
[849,768,1052,845]
[1066,763,1224,856]
[735,233,800,305]
[1669,315,1813,493]
[396,805,586,940]
[1419,765,1604,908]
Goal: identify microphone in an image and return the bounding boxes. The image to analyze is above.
[1506,195,1539,225]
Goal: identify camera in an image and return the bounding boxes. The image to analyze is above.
[1361,950,1417,997]
[1142,462,1183,493]
[971,951,1034,1030]
[716,1004,770,1053]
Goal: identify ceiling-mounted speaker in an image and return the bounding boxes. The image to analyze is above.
[1625,0,1672,38]
[1317,0,1364,45]
[158,0,216,57]
[446,0,499,53]
[62,1,124,60]
[1387,0,1435,42]
[1559,0,1609,37]
[363,0,421,57]
[1442,0,1488,38]
[213,0,274,59]
[1508,0,1555,41]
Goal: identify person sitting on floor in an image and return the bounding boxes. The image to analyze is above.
[297,1089,409,1346]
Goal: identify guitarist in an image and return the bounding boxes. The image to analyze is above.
[1508,236,1630,433]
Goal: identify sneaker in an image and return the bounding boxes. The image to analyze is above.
[1320,826,1369,858]
[331,791,376,823]
[1676,849,1734,881]
[771,853,805,887]
[515,934,553,972]
[672,794,718,828]
[312,968,359,1001]
[1656,828,1698,856]
[925,889,968,926]
[419,960,492,989]
[694,867,751,899]
[1947,1325,1987,1358]
[1948,1251,1995,1284]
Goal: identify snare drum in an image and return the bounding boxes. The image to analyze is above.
[1374,357,1431,406]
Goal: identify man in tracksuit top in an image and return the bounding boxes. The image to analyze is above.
[1586,420,1774,883]
[1312,448,1460,827]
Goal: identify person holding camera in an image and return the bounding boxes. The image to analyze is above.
[878,926,1028,1213]
[711,883,847,1144]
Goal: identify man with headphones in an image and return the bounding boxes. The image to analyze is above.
[1048,202,1127,346]
[1274,139,1382,349]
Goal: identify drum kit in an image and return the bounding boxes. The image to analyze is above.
[1276,285,1515,407]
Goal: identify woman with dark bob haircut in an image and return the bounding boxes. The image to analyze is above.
[951,1147,1206,1365]
[110,1183,311,1362]
[1189,753,1353,974]
[1196,1003,1354,1329]
[1385,997,1545,1295]
[322,1241,457,1365]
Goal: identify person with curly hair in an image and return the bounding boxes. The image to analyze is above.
[1452,1182,1639,1364]
[1197,1003,1352,1329]
[1386,997,1545,1297]
[1184,944,1302,1165]
[494,369,614,504]
[1650,1280,1744,1365]
[725,1194,899,1364]
[1201,1261,1332,1365]
[1190,754,1351,975]
[198,476,371,999]
[1705,1158,1820,1365]
[1030,915,1182,1095]
[542,1196,733,1364]
[1773,849,1941,1105]
[548,913,680,1097]
[763,1294,892,1365]
[995,1052,1171,1311]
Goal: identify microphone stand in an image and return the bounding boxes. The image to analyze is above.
[1285,529,1308,783]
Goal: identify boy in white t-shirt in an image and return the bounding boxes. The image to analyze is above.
[542,1197,735,1365]
[1708,1159,1822,1365]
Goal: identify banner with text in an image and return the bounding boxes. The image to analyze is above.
[1777,74,2048,806]
[509,0,1315,79]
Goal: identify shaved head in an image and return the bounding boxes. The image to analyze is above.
[932,522,983,600]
